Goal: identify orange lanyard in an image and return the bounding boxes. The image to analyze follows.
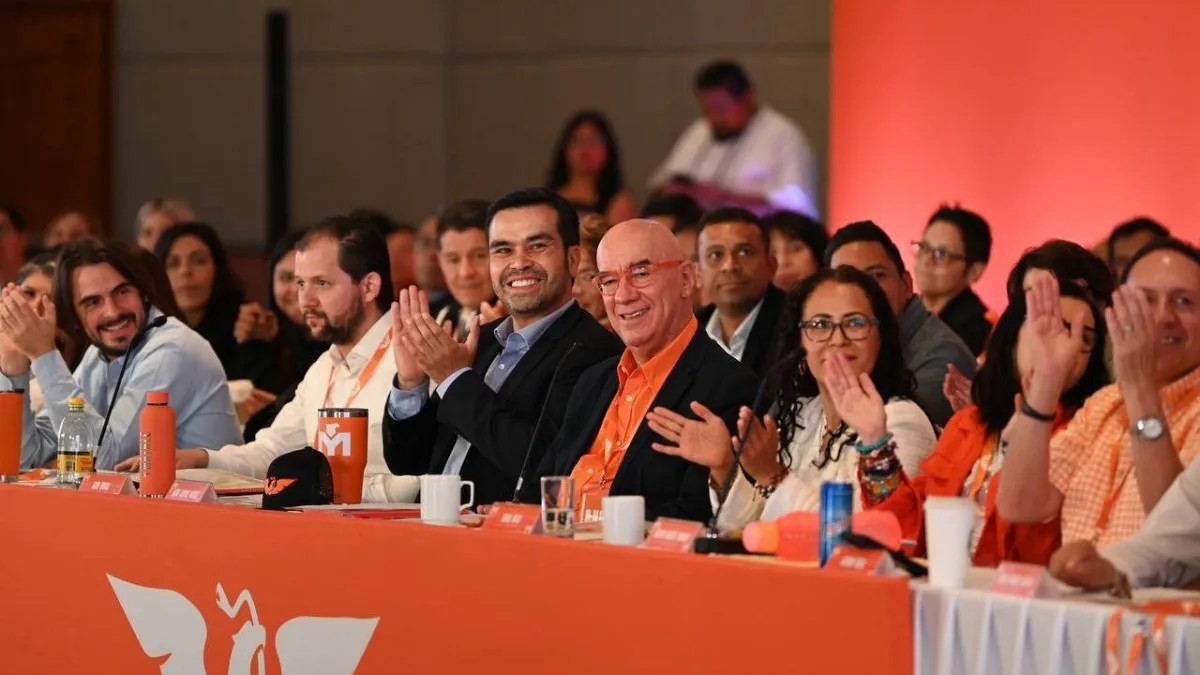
[320,329,392,410]
[966,435,1000,500]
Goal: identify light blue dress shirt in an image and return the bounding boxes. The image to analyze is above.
[1,308,243,471]
[387,301,575,475]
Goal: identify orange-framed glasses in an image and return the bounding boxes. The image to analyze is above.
[592,259,685,296]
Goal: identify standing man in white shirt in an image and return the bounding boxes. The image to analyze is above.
[118,217,416,503]
[694,207,785,378]
[650,60,819,219]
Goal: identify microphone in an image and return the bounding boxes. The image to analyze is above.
[511,340,581,503]
[98,314,168,448]
[694,345,804,554]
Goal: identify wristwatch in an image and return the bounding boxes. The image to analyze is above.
[1131,416,1166,441]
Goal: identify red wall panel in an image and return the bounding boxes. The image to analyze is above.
[830,1,1200,307]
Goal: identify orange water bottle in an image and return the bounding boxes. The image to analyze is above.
[139,391,176,498]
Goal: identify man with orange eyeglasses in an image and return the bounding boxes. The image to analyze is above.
[521,219,757,522]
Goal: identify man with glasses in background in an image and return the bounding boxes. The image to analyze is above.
[912,204,994,356]
[522,219,757,523]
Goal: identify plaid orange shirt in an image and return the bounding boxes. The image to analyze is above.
[1049,366,1200,548]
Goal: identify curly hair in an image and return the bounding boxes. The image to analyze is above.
[770,266,915,468]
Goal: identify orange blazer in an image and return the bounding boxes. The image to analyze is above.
[872,404,1069,567]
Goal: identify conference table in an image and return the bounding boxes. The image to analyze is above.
[0,484,911,674]
[2,483,1198,674]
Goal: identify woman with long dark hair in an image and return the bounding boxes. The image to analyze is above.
[868,277,1110,566]
[649,266,937,529]
[545,110,636,224]
[944,239,1113,412]
[154,222,282,393]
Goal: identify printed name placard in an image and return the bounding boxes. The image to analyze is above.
[642,518,705,553]
[482,503,542,534]
[824,546,895,576]
[164,480,217,504]
[79,473,135,496]
[990,561,1059,599]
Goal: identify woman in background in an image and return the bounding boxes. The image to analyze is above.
[546,110,637,225]
[944,239,1114,412]
[136,198,196,253]
[13,254,68,412]
[764,210,827,292]
[154,222,283,398]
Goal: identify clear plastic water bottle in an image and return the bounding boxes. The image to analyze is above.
[57,397,95,485]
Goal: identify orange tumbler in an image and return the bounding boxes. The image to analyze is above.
[0,390,21,480]
[315,408,368,504]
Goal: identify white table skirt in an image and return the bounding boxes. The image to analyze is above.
[913,569,1200,675]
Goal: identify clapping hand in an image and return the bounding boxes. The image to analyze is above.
[649,402,784,489]
[394,286,478,385]
[823,352,887,444]
[479,299,507,325]
[0,285,57,362]
[234,302,279,344]
[1107,284,1158,395]
[943,363,973,413]
[648,402,734,473]
[1020,273,1083,411]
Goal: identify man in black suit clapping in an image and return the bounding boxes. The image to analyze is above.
[383,188,623,507]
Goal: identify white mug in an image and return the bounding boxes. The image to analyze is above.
[602,495,645,546]
[420,475,475,526]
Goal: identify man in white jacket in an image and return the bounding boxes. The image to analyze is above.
[118,216,416,503]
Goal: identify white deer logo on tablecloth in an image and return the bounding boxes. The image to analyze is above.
[106,574,378,675]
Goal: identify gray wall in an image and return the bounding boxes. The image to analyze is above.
[115,0,829,248]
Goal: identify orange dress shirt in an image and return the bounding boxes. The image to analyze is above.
[870,405,1070,567]
[571,318,698,521]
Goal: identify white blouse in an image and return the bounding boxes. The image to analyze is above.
[716,397,937,532]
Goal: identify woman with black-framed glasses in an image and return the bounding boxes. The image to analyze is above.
[648,266,937,530]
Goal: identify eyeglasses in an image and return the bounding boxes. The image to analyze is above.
[592,259,685,296]
[799,315,880,342]
[912,241,966,265]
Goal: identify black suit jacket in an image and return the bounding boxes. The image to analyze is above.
[694,284,787,377]
[520,327,759,522]
[383,303,623,507]
[937,288,994,357]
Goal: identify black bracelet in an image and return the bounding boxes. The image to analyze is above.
[1019,400,1056,423]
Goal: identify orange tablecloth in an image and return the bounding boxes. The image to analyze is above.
[0,485,912,674]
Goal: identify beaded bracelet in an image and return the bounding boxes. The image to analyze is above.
[754,465,790,500]
[854,432,894,455]
[861,465,902,501]
[857,439,902,502]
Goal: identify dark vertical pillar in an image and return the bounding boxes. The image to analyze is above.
[265,10,290,244]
